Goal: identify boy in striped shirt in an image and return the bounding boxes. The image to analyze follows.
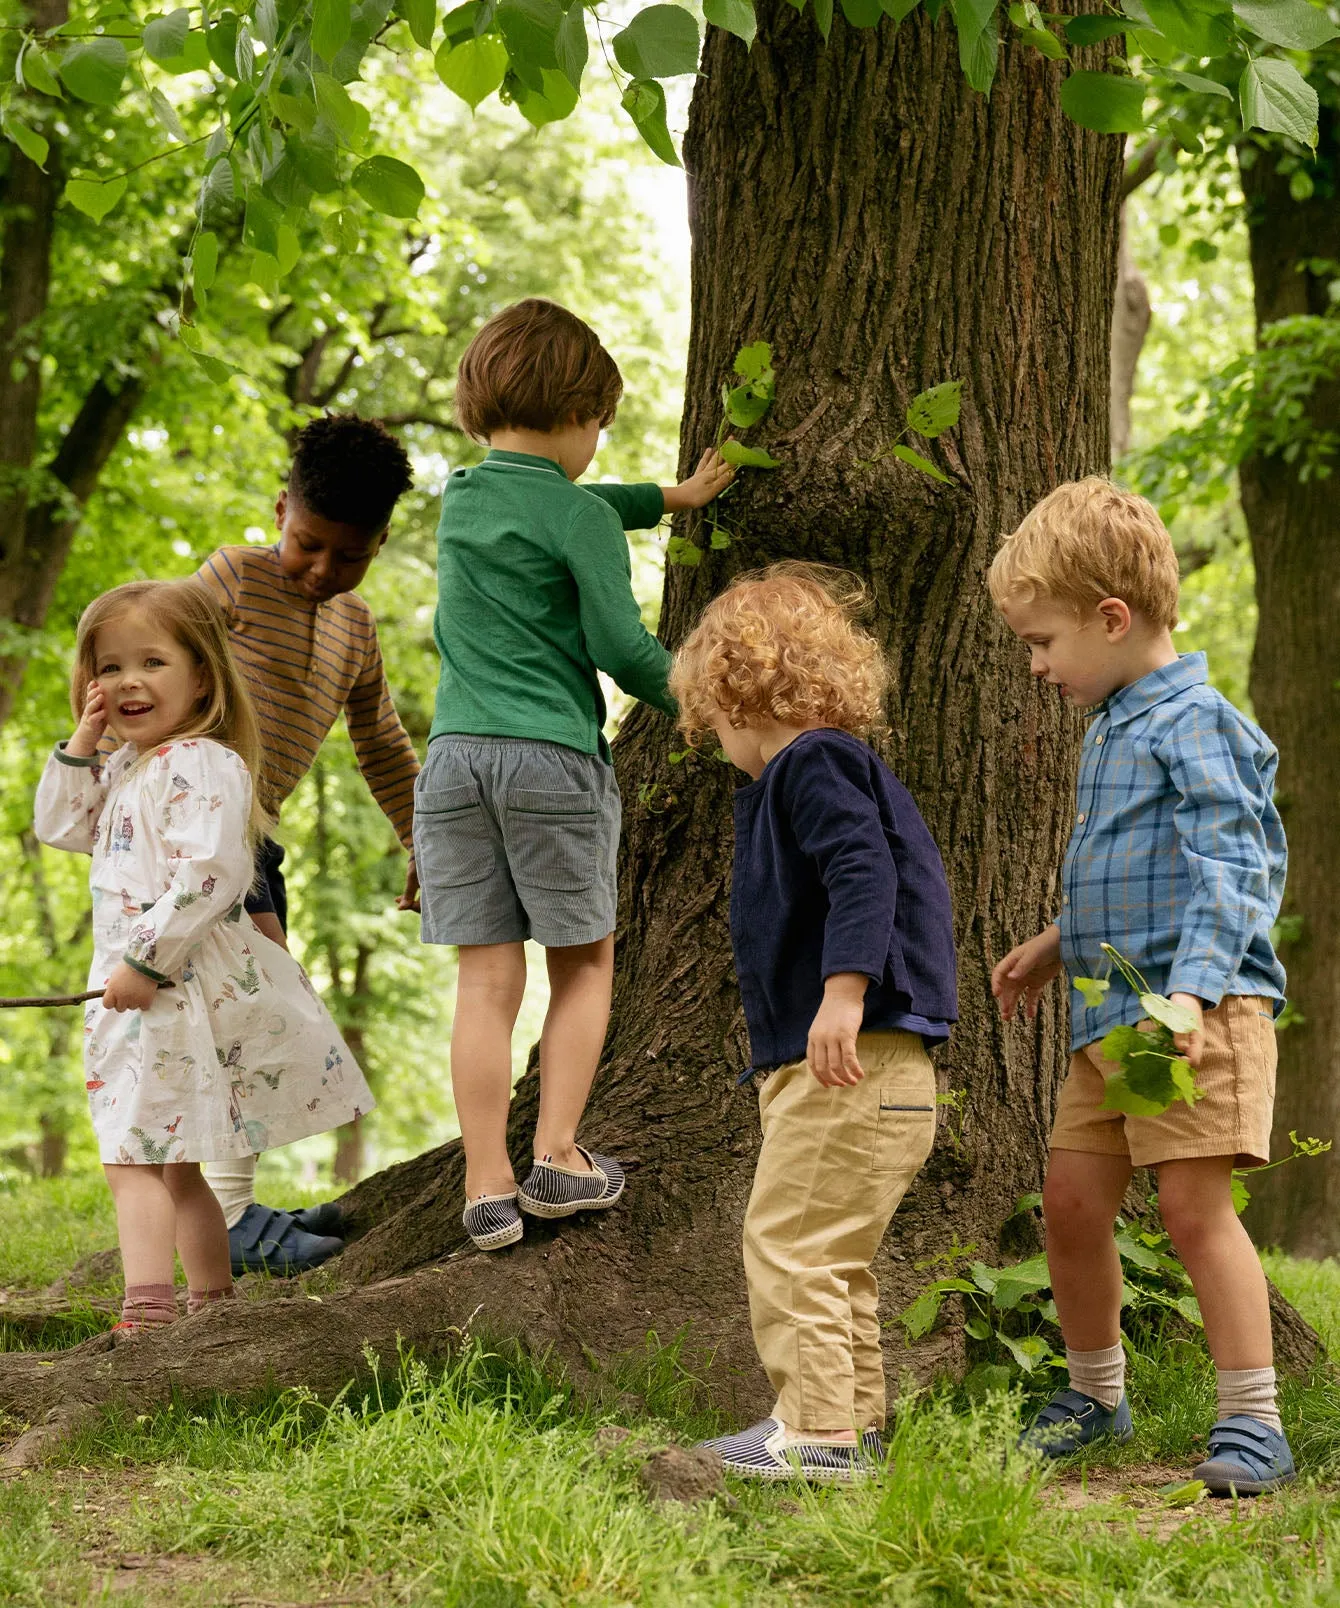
[196,414,419,1274]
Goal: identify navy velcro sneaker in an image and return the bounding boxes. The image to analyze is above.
[1193,1416,1296,1496]
[1019,1388,1134,1457]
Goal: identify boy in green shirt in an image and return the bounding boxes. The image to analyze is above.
[419,297,730,1251]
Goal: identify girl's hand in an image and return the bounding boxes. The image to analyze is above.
[102,962,159,1013]
[662,448,736,513]
[992,923,1063,1021]
[396,854,421,913]
[807,973,868,1087]
[67,682,108,758]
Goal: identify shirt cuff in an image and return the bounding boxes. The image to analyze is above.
[54,742,101,768]
[1165,965,1228,1010]
[123,954,171,984]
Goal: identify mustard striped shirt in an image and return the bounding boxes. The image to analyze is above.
[196,545,418,851]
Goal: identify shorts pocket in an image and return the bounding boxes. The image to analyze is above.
[414,783,495,889]
[873,1102,936,1174]
[505,788,601,893]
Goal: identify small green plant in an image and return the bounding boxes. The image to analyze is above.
[858,380,963,482]
[937,1086,968,1159]
[1232,1129,1333,1214]
[1072,943,1203,1116]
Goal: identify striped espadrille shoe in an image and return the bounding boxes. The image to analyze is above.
[517,1146,624,1219]
[462,1191,523,1251]
[697,1418,872,1484]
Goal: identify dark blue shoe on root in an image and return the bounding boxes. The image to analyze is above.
[1192,1416,1296,1496]
[517,1146,624,1219]
[1019,1388,1134,1458]
[228,1203,343,1276]
[289,1200,345,1238]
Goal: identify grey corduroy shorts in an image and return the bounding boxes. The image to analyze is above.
[414,735,621,948]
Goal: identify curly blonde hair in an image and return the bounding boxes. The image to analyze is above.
[670,563,888,742]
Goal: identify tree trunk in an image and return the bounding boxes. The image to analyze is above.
[2,6,1318,1438]
[37,1114,68,1180]
[332,1115,364,1186]
[1110,208,1151,459]
[1239,112,1340,1256]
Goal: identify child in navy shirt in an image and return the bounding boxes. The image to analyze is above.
[669,563,957,1483]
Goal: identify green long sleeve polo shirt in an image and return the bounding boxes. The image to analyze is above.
[430,450,674,761]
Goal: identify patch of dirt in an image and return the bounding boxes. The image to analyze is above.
[1047,1460,1336,1541]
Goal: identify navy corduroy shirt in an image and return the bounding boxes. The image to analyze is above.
[729,728,958,1073]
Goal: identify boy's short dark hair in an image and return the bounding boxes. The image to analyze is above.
[454,299,623,441]
[288,414,414,533]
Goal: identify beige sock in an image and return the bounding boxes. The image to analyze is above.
[1216,1366,1281,1432]
[1066,1343,1125,1411]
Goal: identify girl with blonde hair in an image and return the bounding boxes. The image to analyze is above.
[671,563,958,1482]
[34,579,374,1332]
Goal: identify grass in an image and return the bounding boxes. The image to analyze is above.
[4,1179,1340,1606]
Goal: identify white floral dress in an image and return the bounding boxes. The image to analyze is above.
[34,737,375,1165]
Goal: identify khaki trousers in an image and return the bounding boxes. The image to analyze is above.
[743,1031,936,1434]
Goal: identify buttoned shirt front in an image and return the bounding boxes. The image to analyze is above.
[1060,652,1287,1052]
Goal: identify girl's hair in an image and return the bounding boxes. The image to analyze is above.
[670,562,888,741]
[72,579,273,844]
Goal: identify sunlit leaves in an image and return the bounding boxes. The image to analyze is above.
[58,38,128,105]
[612,5,701,78]
[435,34,509,107]
[397,0,438,46]
[1232,0,1339,51]
[906,379,962,437]
[952,0,998,96]
[2,112,49,169]
[1060,70,1147,133]
[621,76,678,164]
[64,174,129,221]
[1239,58,1318,148]
[704,0,758,44]
[142,9,191,63]
[351,154,426,216]
[313,0,354,65]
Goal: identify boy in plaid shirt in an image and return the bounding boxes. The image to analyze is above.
[990,478,1292,1495]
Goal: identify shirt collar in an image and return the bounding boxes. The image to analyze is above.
[482,448,568,477]
[1098,652,1208,729]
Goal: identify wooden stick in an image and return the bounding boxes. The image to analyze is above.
[0,982,174,1008]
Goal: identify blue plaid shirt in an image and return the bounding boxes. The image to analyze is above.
[1060,653,1287,1052]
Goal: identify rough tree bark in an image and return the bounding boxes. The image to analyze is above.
[1110,210,1151,459]
[0,5,1319,1440]
[1240,111,1340,1256]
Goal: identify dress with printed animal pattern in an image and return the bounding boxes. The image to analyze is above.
[34,737,375,1164]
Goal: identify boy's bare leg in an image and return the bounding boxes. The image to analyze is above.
[534,935,614,1169]
[453,941,528,1199]
[1157,1155,1272,1368]
[163,1162,233,1292]
[1042,1149,1133,1349]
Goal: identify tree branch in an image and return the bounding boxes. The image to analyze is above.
[1122,138,1170,201]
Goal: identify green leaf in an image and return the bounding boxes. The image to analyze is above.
[1011,1191,1043,1216]
[1174,1293,1203,1326]
[1230,1171,1251,1214]
[891,443,952,483]
[64,173,128,221]
[962,1361,1014,1398]
[734,340,773,381]
[248,249,280,292]
[964,1316,991,1340]
[1060,69,1146,134]
[398,0,438,45]
[724,384,772,428]
[704,0,757,44]
[969,1261,999,1294]
[1140,0,1232,56]
[515,65,580,125]
[436,33,508,106]
[286,131,342,191]
[621,76,678,164]
[906,379,962,438]
[155,29,211,71]
[149,85,187,139]
[206,15,240,75]
[351,153,425,216]
[900,1285,946,1339]
[143,7,190,60]
[1072,975,1111,1009]
[556,3,589,85]
[613,4,701,76]
[19,44,64,96]
[59,37,128,104]
[253,0,279,49]
[883,0,920,13]
[1240,57,1318,147]
[235,27,256,79]
[1138,992,1198,1034]
[198,157,240,226]
[720,440,781,468]
[996,1332,1053,1372]
[243,182,282,253]
[1064,14,1129,43]
[1168,67,1231,99]
[269,88,317,130]
[275,220,301,275]
[192,229,220,291]
[1019,24,1066,57]
[3,113,49,169]
[952,0,998,94]
[321,206,361,249]
[314,71,362,141]
[666,534,703,567]
[1114,1229,1162,1270]
[496,0,563,74]
[840,0,886,24]
[813,0,834,39]
[179,328,244,384]
[1232,0,1337,51]
[312,0,353,63]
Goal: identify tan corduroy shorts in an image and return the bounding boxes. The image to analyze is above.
[1051,995,1278,1169]
[744,1031,936,1433]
